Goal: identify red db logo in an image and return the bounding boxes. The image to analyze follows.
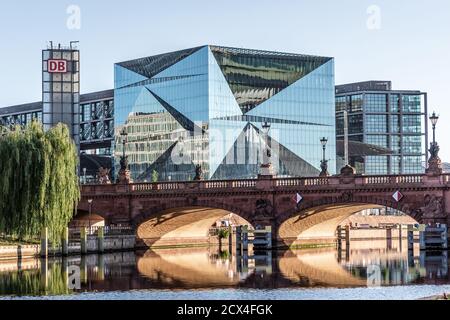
[48,60,68,73]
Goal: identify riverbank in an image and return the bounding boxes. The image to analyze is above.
[420,293,450,300]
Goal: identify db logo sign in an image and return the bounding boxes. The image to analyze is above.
[48,60,68,73]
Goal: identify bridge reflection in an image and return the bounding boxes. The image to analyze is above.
[0,245,448,295]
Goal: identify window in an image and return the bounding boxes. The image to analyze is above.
[366,135,388,148]
[350,95,363,112]
[402,95,421,113]
[336,96,347,112]
[402,135,422,154]
[389,94,400,112]
[365,94,387,113]
[365,156,388,175]
[402,115,421,133]
[390,115,400,133]
[366,115,387,133]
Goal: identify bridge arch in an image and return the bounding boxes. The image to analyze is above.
[133,202,254,248]
[277,195,417,247]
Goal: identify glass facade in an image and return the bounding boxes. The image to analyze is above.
[115,45,336,181]
[42,46,80,147]
[336,82,426,175]
[80,99,114,142]
[0,111,42,127]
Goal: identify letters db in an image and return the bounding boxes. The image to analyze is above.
[48,60,68,73]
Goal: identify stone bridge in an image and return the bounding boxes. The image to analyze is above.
[78,172,450,248]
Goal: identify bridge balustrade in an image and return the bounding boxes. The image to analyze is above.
[363,176,391,184]
[231,180,256,188]
[304,178,330,186]
[82,172,448,196]
[204,181,229,189]
[394,175,423,184]
[362,175,423,185]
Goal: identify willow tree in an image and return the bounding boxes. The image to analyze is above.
[0,121,80,243]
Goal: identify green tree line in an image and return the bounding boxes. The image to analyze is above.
[0,122,80,243]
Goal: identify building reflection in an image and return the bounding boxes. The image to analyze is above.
[0,245,448,296]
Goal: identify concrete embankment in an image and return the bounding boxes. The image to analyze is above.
[0,235,136,259]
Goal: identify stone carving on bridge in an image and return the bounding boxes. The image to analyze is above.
[254,199,274,219]
[340,191,353,203]
[422,195,445,219]
[410,195,446,222]
[117,155,133,184]
[97,167,111,185]
[193,165,203,181]
[340,165,356,177]
[339,165,357,184]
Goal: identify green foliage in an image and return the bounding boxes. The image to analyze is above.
[217,228,230,240]
[151,170,159,183]
[0,122,80,243]
[0,261,73,296]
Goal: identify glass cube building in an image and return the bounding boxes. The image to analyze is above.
[336,81,427,175]
[114,45,336,182]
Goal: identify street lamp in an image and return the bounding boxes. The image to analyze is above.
[430,112,439,145]
[262,122,272,164]
[83,167,87,185]
[319,137,329,177]
[426,111,442,175]
[88,199,93,234]
[120,127,128,160]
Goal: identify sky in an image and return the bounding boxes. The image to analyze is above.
[1,0,449,160]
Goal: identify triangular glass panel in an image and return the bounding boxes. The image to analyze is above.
[116,46,204,79]
[210,45,332,114]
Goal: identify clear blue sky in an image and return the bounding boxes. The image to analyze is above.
[1,0,449,160]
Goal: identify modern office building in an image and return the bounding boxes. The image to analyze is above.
[2,44,338,182]
[114,45,336,181]
[335,81,427,175]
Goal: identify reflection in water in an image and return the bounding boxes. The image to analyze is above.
[0,243,448,297]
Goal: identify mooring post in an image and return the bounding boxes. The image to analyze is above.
[62,227,69,256]
[228,225,233,254]
[40,227,48,259]
[98,226,104,254]
[236,226,242,256]
[266,226,272,249]
[386,228,392,250]
[419,229,426,251]
[337,226,342,250]
[441,224,448,249]
[407,225,414,251]
[344,225,350,261]
[80,227,87,255]
[40,256,48,290]
[242,225,249,252]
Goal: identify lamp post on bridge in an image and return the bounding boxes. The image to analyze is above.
[426,111,442,175]
[319,137,330,177]
[117,127,133,184]
[258,122,275,178]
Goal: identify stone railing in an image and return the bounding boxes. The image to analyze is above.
[81,173,448,196]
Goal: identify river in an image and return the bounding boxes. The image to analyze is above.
[0,241,449,300]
